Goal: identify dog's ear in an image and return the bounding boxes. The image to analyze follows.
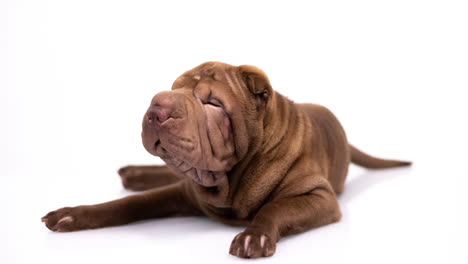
[238,65,272,98]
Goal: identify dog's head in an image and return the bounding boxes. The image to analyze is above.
[141,62,274,187]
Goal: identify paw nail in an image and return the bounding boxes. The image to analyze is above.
[260,235,266,248]
[265,247,274,256]
[243,235,251,251]
[57,216,74,224]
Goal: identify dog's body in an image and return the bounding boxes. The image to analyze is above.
[42,62,410,258]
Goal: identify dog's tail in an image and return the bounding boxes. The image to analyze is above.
[349,144,412,169]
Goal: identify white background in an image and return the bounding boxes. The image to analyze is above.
[1,0,467,263]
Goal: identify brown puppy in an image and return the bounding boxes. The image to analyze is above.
[42,62,411,258]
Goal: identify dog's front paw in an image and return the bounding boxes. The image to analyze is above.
[229,231,276,258]
[41,206,91,232]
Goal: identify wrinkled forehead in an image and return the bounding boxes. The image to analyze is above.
[171,62,236,90]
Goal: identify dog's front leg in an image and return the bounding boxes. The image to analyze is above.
[229,183,342,258]
[42,181,200,232]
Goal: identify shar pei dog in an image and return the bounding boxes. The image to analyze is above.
[42,62,411,258]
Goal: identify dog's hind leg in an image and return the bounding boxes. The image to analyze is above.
[118,165,180,191]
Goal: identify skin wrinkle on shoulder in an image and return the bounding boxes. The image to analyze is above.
[230,95,309,218]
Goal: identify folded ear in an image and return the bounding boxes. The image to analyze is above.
[238,65,272,98]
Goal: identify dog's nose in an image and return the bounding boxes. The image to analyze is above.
[146,91,184,125]
[147,105,173,124]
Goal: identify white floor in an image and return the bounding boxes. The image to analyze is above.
[2,1,467,263]
[2,154,467,264]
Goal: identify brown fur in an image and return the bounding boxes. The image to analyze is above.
[42,62,411,258]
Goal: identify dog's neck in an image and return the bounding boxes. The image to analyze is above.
[261,92,299,154]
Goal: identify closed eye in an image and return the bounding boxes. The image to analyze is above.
[206,98,223,108]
